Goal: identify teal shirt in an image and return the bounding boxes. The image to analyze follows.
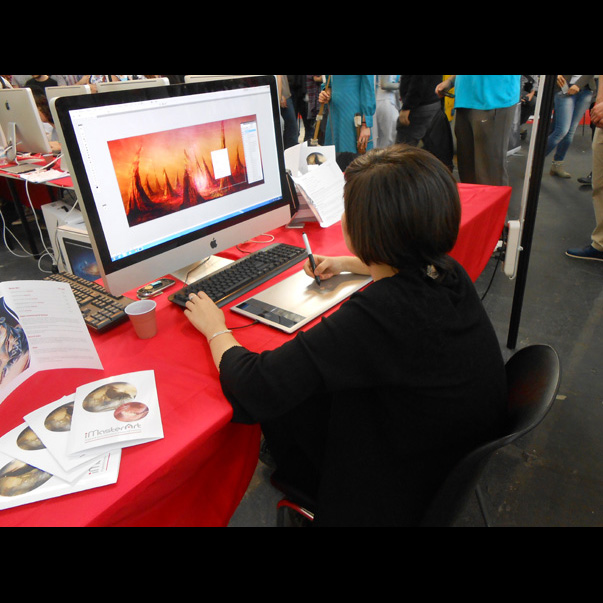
[324,75,376,153]
[455,75,521,111]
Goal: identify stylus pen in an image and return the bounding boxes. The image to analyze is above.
[303,232,321,286]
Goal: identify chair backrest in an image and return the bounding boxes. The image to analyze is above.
[420,344,561,527]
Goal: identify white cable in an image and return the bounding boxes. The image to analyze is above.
[0,207,35,258]
[24,179,57,264]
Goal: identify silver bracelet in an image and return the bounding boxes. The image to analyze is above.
[208,329,233,344]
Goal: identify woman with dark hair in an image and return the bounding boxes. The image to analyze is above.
[185,145,508,527]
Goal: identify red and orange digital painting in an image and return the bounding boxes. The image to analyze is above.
[107,116,264,227]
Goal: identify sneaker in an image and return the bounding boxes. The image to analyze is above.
[566,245,603,262]
[578,173,593,186]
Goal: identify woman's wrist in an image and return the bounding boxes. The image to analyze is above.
[208,329,233,344]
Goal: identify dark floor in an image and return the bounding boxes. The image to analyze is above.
[2,127,602,527]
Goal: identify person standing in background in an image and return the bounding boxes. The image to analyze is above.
[437,75,521,186]
[278,75,298,149]
[546,75,596,179]
[319,75,376,154]
[306,75,324,143]
[397,75,443,147]
[375,75,400,148]
[567,75,603,263]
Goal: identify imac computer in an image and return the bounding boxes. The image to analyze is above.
[96,78,170,93]
[45,84,92,104]
[0,88,52,163]
[54,75,295,297]
[184,75,261,84]
[47,85,92,175]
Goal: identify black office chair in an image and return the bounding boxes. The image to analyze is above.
[272,344,562,528]
[420,344,561,527]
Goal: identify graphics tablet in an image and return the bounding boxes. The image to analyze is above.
[232,270,372,334]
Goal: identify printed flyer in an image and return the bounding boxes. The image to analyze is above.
[68,371,164,456]
[0,448,121,512]
[0,422,92,483]
[25,395,108,474]
[0,281,103,404]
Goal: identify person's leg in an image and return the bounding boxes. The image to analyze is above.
[554,90,594,162]
[591,128,603,252]
[454,108,476,184]
[547,92,573,157]
[566,127,603,261]
[281,98,299,149]
[473,105,516,186]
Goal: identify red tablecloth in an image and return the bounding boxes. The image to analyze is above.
[0,157,73,206]
[453,183,512,282]
[0,183,510,527]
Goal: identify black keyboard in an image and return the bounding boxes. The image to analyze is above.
[169,243,308,309]
[44,272,135,334]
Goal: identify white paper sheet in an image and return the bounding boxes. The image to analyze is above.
[285,142,344,228]
[292,161,346,228]
[0,281,103,404]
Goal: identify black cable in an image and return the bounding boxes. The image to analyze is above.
[480,251,503,302]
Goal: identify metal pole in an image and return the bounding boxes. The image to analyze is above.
[507,75,557,350]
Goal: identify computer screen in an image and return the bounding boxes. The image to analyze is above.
[56,226,99,282]
[54,75,293,297]
[0,88,52,162]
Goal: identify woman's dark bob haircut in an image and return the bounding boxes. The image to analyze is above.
[344,145,461,279]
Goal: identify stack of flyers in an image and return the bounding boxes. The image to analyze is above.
[0,370,163,513]
[0,417,121,512]
[0,450,121,512]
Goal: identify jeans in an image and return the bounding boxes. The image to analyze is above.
[546,89,594,161]
[281,98,299,150]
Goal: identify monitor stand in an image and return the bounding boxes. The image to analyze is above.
[5,122,18,163]
[2,122,42,170]
[171,255,234,286]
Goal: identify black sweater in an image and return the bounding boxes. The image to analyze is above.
[400,75,443,112]
[220,260,508,527]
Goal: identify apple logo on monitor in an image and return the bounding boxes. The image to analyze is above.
[211,239,218,250]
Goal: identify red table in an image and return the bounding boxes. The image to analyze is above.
[0,183,511,527]
[453,183,512,282]
[0,157,73,258]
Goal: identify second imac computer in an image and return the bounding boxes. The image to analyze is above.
[54,75,295,297]
[0,87,52,164]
